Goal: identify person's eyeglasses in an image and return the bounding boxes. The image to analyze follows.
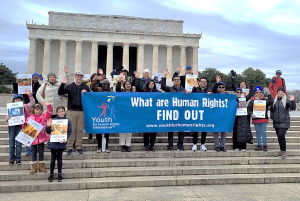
[255,91,261,93]
[174,79,180,81]
[218,86,225,89]
[236,92,242,94]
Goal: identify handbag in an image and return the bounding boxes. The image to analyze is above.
[41,83,47,99]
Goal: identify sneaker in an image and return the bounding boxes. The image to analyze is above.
[255,145,262,151]
[145,146,150,153]
[126,146,131,152]
[96,149,101,153]
[192,144,197,151]
[76,149,83,154]
[16,160,21,165]
[105,149,110,153]
[277,151,282,157]
[48,174,53,182]
[240,149,246,152]
[263,146,268,151]
[167,149,172,152]
[178,148,185,151]
[220,147,226,152]
[200,144,207,151]
[67,149,72,155]
[150,147,155,152]
[121,145,126,152]
[215,147,220,152]
[234,148,240,151]
[281,151,286,159]
[57,173,63,182]
[9,159,14,165]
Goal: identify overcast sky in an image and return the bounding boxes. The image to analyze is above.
[0,0,299,90]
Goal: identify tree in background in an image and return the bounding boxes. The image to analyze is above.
[198,67,270,91]
[0,63,17,93]
[287,90,300,103]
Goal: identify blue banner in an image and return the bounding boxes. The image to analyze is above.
[82,92,238,134]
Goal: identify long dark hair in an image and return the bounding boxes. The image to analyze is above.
[144,79,159,92]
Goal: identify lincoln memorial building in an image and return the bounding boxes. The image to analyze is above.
[26,11,202,81]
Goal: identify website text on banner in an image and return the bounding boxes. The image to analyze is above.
[82,92,238,134]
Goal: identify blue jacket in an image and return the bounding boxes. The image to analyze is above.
[46,116,72,150]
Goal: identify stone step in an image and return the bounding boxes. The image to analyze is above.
[1,149,300,162]
[2,156,300,171]
[2,172,300,193]
[1,163,300,182]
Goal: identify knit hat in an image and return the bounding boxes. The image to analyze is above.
[32,73,39,78]
[13,94,23,100]
[277,87,285,92]
[47,73,57,79]
[255,86,262,93]
[235,88,242,92]
[143,69,150,73]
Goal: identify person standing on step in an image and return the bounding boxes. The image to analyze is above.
[247,86,274,151]
[232,88,252,151]
[116,72,134,152]
[46,106,72,182]
[269,70,287,99]
[230,70,254,100]
[27,102,53,174]
[36,73,61,118]
[90,70,112,153]
[271,87,296,159]
[134,71,160,152]
[161,69,187,152]
[58,71,90,155]
[5,89,35,165]
[210,75,228,152]
[191,77,209,151]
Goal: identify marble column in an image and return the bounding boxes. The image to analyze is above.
[122,42,130,70]
[42,38,51,77]
[152,45,159,77]
[106,42,114,76]
[192,46,199,76]
[167,45,173,80]
[91,40,98,74]
[137,43,145,73]
[27,37,37,74]
[58,39,67,80]
[180,45,187,69]
[75,40,83,72]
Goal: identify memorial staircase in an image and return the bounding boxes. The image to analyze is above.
[0,113,300,193]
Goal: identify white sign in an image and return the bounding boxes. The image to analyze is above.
[153,73,163,91]
[15,119,43,146]
[242,89,250,98]
[253,100,266,118]
[7,102,25,126]
[17,74,32,94]
[236,98,247,116]
[185,75,197,91]
[50,119,68,142]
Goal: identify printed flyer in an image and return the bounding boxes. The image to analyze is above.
[236,98,247,116]
[185,75,197,91]
[50,119,68,142]
[7,102,25,126]
[253,100,266,118]
[17,74,32,94]
[15,119,43,146]
[242,89,250,98]
[153,72,163,91]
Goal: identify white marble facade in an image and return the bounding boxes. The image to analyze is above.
[26,11,202,81]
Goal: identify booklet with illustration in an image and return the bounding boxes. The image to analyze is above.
[17,74,32,94]
[153,72,163,91]
[253,100,266,118]
[15,119,43,146]
[7,102,25,126]
[185,75,197,91]
[50,119,68,142]
[236,98,247,116]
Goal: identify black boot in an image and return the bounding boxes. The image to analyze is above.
[48,173,53,182]
[126,146,131,152]
[121,145,126,152]
[88,134,93,139]
[57,173,63,182]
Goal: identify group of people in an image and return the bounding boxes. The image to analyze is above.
[5,65,296,183]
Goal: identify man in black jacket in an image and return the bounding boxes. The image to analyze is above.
[58,71,90,154]
[161,69,186,151]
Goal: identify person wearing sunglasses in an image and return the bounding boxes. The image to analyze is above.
[230,70,254,100]
[232,88,252,151]
[210,75,228,152]
[247,86,274,151]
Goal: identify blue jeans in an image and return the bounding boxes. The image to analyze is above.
[254,123,268,146]
[31,143,45,161]
[26,146,31,154]
[8,125,22,160]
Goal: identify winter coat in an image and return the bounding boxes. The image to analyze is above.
[58,82,91,111]
[192,87,209,93]
[247,95,274,124]
[5,94,35,126]
[172,72,187,89]
[161,77,186,93]
[131,77,147,89]
[269,77,287,98]
[46,115,72,150]
[23,104,53,145]
[36,80,61,115]
[135,78,160,92]
[233,98,252,143]
[13,82,41,104]
[231,78,254,101]
[270,95,296,129]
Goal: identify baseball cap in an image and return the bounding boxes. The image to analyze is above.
[276,70,282,75]
[13,94,23,100]
[185,66,192,70]
[75,71,84,76]
[235,88,242,92]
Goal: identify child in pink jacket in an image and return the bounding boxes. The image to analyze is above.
[5,89,35,165]
[24,102,53,174]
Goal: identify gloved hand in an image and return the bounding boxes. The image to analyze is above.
[264,88,270,95]
[231,70,236,77]
[251,114,256,118]
[250,80,254,87]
